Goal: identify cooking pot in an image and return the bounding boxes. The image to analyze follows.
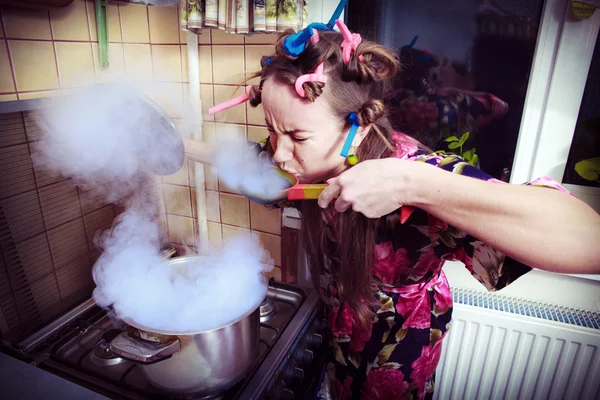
[108,256,266,396]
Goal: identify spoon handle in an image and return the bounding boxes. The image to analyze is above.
[287,184,328,200]
[288,185,416,224]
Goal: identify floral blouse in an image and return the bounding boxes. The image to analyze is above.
[251,133,568,400]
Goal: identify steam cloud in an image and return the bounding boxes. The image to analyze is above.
[38,83,273,332]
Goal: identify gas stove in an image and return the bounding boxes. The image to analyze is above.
[4,281,327,400]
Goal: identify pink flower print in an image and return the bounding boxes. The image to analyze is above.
[350,319,372,353]
[413,249,442,275]
[395,289,431,329]
[335,376,353,400]
[361,368,410,400]
[328,302,353,337]
[410,339,443,397]
[373,242,412,285]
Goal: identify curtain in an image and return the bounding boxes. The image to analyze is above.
[180,0,308,35]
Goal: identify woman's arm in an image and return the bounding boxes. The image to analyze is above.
[409,162,600,273]
[183,139,219,166]
[319,157,600,273]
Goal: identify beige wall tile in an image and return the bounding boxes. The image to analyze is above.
[200,84,214,121]
[250,203,281,235]
[181,45,188,82]
[247,126,268,143]
[211,28,243,44]
[205,190,220,222]
[202,121,216,141]
[9,41,59,91]
[214,123,244,192]
[215,121,246,144]
[245,45,271,84]
[213,85,246,124]
[148,4,179,44]
[163,184,192,217]
[198,45,212,83]
[222,224,250,242]
[55,42,95,88]
[167,214,195,245]
[3,8,51,40]
[187,156,199,185]
[152,45,181,82]
[50,0,89,41]
[220,193,249,228]
[244,33,278,44]
[265,266,282,281]
[18,90,60,100]
[92,43,125,82]
[163,155,189,185]
[247,102,265,126]
[207,221,222,251]
[123,43,153,79]
[181,85,202,128]
[0,94,17,101]
[256,231,281,266]
[153,82,183,119]
[212,45,244,84]
[205,165,218,190]
[119,2,149,43]
[190,186,197,217]
[0,41,15,93]
[87,0,122,42]
[197,28,210,45]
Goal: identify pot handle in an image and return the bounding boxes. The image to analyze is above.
[109,331,180,364]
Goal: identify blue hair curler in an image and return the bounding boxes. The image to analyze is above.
[283,22,333,57]
[327,0,348,28]
[340,112,359,158]
[408,35,419,48]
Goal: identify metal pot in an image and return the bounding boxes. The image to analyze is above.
[108,256,266,396]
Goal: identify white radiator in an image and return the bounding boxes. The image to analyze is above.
[435,288,600,400]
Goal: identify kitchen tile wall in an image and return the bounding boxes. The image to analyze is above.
[0,0,283,280]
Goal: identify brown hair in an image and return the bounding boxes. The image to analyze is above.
[248,30,402,326]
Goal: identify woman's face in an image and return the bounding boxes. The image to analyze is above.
[262,77,362,184]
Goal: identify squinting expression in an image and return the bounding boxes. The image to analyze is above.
[261,78,353,184]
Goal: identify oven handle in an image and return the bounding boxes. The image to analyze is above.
[109,331,180,364]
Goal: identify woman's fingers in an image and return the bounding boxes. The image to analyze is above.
[318,179,342,209]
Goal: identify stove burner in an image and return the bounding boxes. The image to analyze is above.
[260,297,277,322]
[89,329,127,366]
[89,343,126,366]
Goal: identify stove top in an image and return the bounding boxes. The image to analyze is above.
[9,281,325,400]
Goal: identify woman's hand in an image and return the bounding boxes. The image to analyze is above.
[318,158,421,218]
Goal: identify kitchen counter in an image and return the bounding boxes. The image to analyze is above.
[0,352,108,399]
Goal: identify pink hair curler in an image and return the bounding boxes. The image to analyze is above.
[335,19,362,65]
[208,86,251,115]
[310,29,320,44]
[295,62,328,98]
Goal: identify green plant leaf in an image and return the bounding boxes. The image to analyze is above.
[458,131,470,146]
[462,148,475,160]
[574,157,600,181]
[471,154,479,166]
[444,136,459,142]
[448,142,461,150]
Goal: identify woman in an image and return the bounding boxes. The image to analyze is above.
[184,26,600,399]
